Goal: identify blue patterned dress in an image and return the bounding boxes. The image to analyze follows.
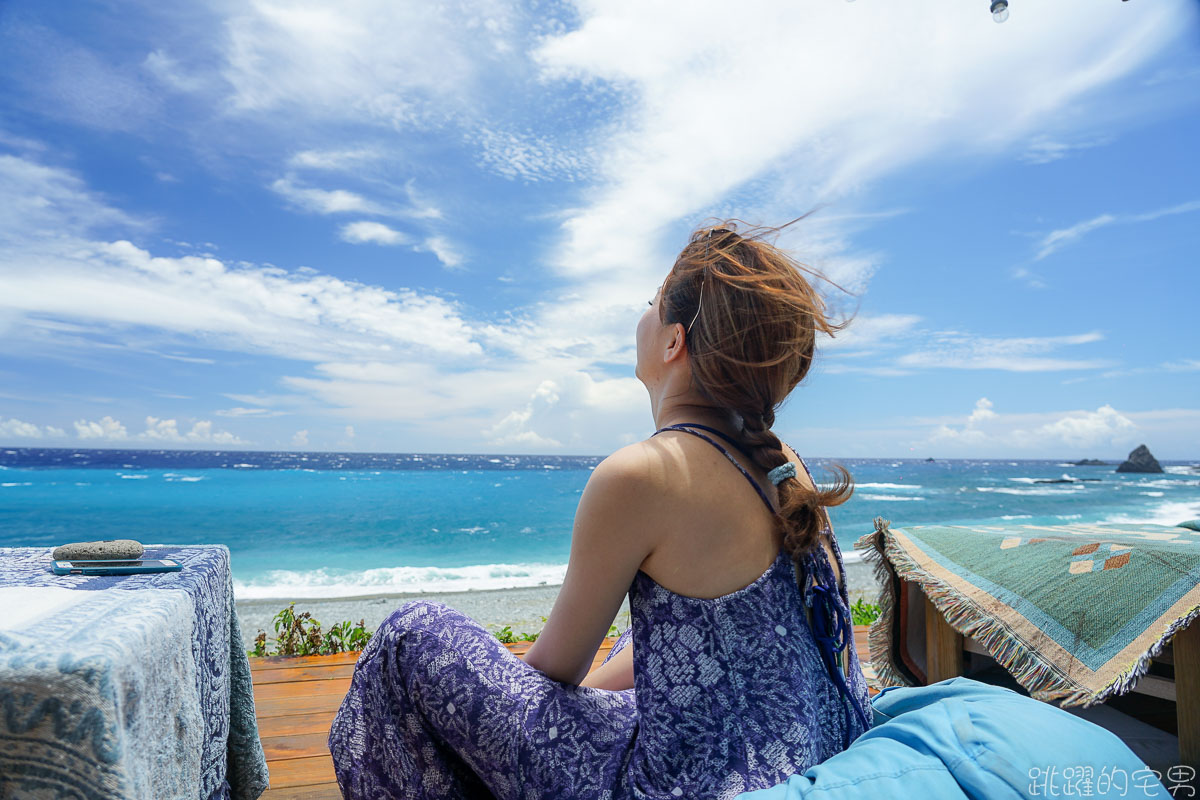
[328,425,873,799]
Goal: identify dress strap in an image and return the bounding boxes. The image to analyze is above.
[661,422,754,459]
[651,424,776,516]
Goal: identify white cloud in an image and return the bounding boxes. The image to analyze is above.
[143,49,210,94]
[1018,405,1137,450]
[74,415,128,440]
[215,407,287,418]
[531,1,1186,282]
[0,154,139,239]
[0,158,483,363]
[340,221,409,245]
[896,331,1110,372]
[72,415,243,444]
[471,126,597,183]
[271,177,381,215]
[1019,134,1112,165]
[0,418,66,439]
[292,429,309,447]
[289,147,381,171]
[221,0,520,124]
[1035,199,1200,260]
[1035,214,1118,260]
[923,400,1140,455]
[417,236,464,269]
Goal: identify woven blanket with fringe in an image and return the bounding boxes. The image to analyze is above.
[0,545,269,800]
[853,519,1200,708]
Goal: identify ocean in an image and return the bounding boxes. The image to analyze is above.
[2,448,1198,601]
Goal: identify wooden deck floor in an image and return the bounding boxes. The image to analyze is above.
[249,625,875,799]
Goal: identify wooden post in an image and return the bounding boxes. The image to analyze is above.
[1175,619,1200,769]
[923,586,963,684]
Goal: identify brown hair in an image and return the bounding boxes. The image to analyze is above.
[659,216,856,565]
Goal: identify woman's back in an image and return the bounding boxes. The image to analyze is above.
[621,423,872,798]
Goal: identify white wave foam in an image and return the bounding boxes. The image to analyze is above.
[1133,478,1199,490]
[857,483,923,490]
[233,561,570,600]
[1,482,32,487]
[859,494,925,502]
[1102,500,1200,527]
[1009,474,1082,485]
[839,549,865,564]
[1000,514,1033,520]
[165,475,205,482]
[1165,465,1199,475]
[119,474,149,479]
[1141,491,1165,497]
[976,486,1086,496]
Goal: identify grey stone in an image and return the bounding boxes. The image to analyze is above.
[52,539,146,561]
[1115,444,1164,474]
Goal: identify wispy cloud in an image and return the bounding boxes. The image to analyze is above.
[897,331,1109,372]
[1036,200,1200,260]
[339,221,409,246]
[1019,134,1112,165]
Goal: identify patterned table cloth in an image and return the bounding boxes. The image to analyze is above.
[854,519,1200,708]
[0,545,269,800]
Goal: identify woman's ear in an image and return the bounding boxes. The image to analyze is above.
[663,322,688,364]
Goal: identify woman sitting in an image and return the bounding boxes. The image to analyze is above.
[328,219,871,799]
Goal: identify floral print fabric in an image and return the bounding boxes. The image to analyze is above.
[327,521,870,799]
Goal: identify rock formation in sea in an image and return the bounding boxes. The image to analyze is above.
[1115,444,1163,474]
[1073,458,1108,466]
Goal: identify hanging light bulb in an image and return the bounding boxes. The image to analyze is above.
[990,0,1010,23]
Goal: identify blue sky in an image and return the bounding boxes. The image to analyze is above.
[0,0,1197,458]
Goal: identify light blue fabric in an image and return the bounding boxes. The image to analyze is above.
[768,461,797,485]
[0,545,269,800]
[736,677,1168,800]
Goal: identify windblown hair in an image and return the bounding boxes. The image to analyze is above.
[659,216,856,565]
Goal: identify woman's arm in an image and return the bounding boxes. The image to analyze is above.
[523,446,661,686]
[578,638,634,691]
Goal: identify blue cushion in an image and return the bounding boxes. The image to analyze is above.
[737,677,1167,800]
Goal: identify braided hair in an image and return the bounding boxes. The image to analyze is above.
[658,217,856,563]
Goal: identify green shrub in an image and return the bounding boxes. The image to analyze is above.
[247,602,373,658]
[850,596,881,626]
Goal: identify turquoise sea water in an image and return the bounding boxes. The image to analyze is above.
[2,449,1197,599]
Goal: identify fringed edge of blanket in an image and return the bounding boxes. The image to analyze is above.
[1084,601,1200,709]
[852,517,912,691]
[855,519,1200,708]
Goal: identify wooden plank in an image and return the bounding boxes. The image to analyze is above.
[256,692,347,718]
[256,711,337,739]
[253,663,357,685]
[264,755,336,789]
[262,732,332,761]
[260,784,343,800]
[251,651,360,671]
[922,588,962,684]
[255,678,352,703]
[1175,619,1200,768]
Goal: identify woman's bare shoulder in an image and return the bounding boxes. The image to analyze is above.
[595,438,682,490]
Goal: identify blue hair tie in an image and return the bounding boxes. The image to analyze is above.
[767,461,796,485]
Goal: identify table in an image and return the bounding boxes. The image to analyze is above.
[0,545,270,799]
[854,519,1200,770]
